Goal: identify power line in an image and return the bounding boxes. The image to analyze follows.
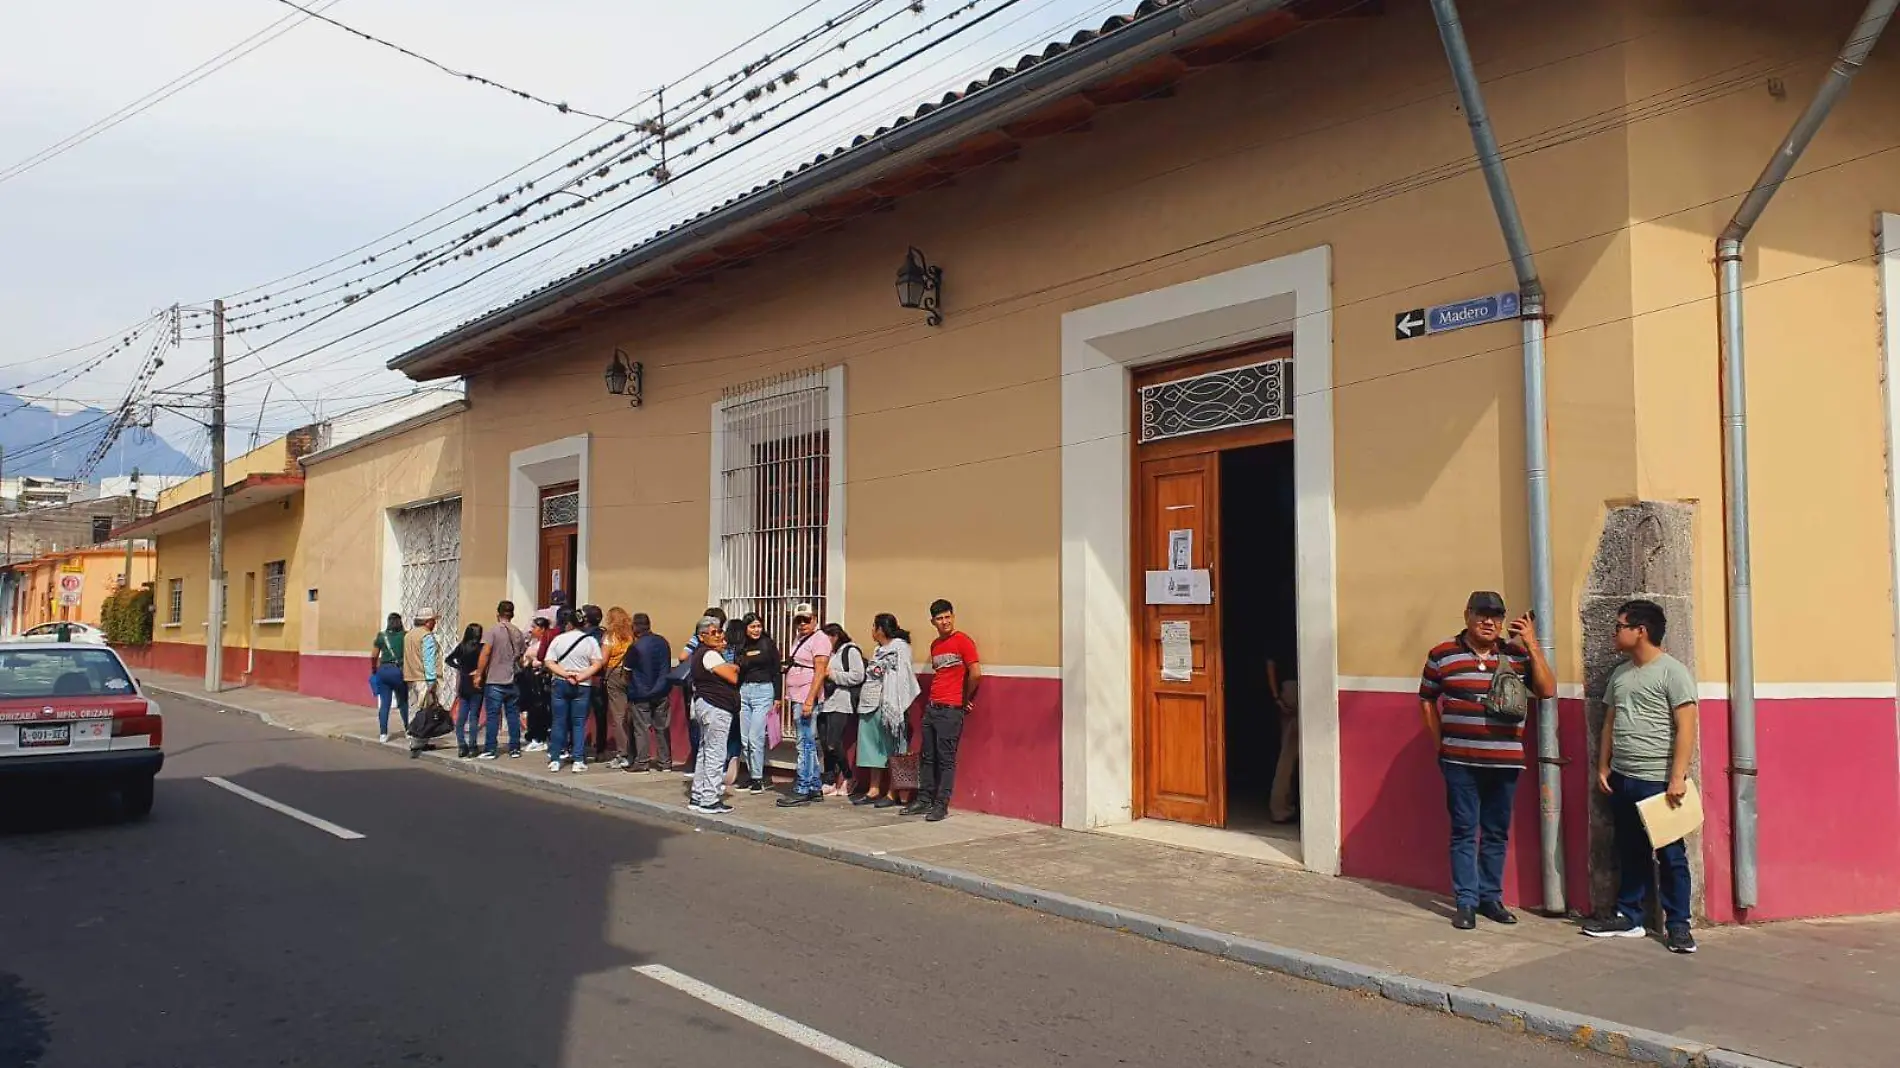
[0,1,343,186]
[206,0,873,307]
[264,0,631,125]
[157,0,1037,396]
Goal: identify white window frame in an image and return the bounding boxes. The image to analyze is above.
[166,578,183,627]
[707,365,846,638]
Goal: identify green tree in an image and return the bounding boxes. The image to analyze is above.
[101,585,153,646]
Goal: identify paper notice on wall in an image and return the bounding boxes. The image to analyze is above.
[1160,621,1192,682]
[1168,529,1193,571]
[1144,569,1211,605]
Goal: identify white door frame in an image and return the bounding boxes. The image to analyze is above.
[1058,245,1341,874]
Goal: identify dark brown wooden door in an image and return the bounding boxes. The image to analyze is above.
[1137,451,1225,827]
[538,527,576,606]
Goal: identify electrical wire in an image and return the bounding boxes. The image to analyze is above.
[265,0,631,125]
[0,1,343,186]
[209,0,894,311]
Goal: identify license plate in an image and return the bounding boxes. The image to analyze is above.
[19,724,71,748]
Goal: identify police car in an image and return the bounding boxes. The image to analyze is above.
[0,643,163,816]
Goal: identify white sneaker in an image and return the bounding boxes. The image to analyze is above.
[526,740,548,753]
[379,733,390,743]
[547,760,562,772]
[573,762,587,773]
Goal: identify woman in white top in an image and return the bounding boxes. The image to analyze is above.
[544,614,604,773]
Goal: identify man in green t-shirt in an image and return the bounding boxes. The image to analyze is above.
[1583,599,1699,954]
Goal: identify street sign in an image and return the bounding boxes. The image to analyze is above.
[57,570,84,607]
[1396,291,1522,341]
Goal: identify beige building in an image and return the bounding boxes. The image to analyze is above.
[121,390,464,697]
[387,0,1900,922]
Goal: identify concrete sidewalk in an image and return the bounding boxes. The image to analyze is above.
[145,673,1894,1068]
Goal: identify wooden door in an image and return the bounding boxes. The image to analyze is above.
[1137,452,1225,827]
[538,527,576,606]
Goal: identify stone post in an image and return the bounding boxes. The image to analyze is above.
[1578,501,1702,922]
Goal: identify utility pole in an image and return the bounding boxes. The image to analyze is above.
[206,300,226,693]
[122,467,140,592]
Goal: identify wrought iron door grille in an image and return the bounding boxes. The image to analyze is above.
[1138,357,1293,443]
[713,369,833,736]
[393,498,463,706]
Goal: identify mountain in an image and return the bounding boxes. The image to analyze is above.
[0,394,201,478]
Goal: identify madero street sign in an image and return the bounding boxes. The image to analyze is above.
[1394,291,1521,341]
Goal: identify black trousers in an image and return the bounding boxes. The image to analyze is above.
[919,703,966,809]
[819,709,853,784]
[521,671,552,743]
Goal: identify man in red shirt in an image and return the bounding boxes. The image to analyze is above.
[905,598,981,822]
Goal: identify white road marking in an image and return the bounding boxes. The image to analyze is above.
[202,776,366,840]
[633,964,904,1068]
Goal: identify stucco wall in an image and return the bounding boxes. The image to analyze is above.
[300,412,464,652]
[459,0,1649,682]
[157,438,293,510]
[153,495,305,652]
[1622,0,1900,686]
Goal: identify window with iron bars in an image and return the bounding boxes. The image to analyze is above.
[167,579,182,625]
[262,560,287,622]
[712,368,837,657]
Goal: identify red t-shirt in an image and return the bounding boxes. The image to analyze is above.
[929,632,980,707]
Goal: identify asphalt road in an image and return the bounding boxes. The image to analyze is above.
[0,693,1622,1068]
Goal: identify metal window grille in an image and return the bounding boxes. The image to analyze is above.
[1138,357,1292,443]
[393,498,463,705]
[540,491,579,528]
[167,579,182,625]
[714,369,832,736]
[262,561,287,621]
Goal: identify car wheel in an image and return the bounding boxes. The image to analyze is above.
[119,775,155,819]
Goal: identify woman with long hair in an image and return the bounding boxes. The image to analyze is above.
[371,612,410,741]
[857,613,921,808]
[445,622,485,758]
[819,622,867,802]
[732,613,781,793]
[603,607,637,770]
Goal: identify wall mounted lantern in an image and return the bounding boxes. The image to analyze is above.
[604,348,643,408]
[895,247,944,327]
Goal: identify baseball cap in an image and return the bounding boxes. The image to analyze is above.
[793,602,816,621]
[1465,591,1507,618]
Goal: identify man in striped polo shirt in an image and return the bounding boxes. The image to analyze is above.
[1419,591,1555,930]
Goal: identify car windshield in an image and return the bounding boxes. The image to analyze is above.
[0,649,135,700]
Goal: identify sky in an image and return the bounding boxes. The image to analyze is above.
[0,0,1118,466]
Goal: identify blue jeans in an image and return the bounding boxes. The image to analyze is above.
[1441,760,1520,910]
[738,683,774,782]
[482,683,522,755]
[793,706,822,796]
[454,688,482,750]
[550,680,592,764]
[374,664,408,735]
[1610,772,1693,930]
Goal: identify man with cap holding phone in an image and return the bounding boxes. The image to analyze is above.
[1418,591,1555,930]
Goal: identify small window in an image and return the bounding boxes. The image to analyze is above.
[167,579,183,625]
[262,561,287,621]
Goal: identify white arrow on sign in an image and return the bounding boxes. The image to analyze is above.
[1395,310,1425,339]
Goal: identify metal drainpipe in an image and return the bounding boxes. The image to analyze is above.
[1428,0,1565,915]
[1716,0,1895,913]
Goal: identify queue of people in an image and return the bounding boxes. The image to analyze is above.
[375,594,980,823]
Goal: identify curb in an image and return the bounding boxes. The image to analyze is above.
[166,685,1797,1068]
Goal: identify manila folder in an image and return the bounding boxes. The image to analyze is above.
[1636,779,1704,849]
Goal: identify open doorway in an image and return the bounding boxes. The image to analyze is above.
[1219,441,1298,844]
